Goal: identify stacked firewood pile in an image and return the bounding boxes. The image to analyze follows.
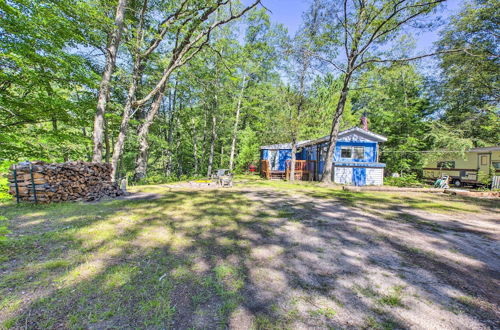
[8,161,123,203]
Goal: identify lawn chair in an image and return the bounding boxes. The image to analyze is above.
[212,169,233,187]
[219,173,234,188]
[211,169,227,179]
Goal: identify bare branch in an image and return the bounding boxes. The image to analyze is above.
[356,48,464,67]
[357,0,445,57]
[134,0,261,107]
[141,0,191,58]
[310,52,347,73]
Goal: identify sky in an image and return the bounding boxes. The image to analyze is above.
[254,0,463,54]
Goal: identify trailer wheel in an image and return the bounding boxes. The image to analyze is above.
[453,179,462,187]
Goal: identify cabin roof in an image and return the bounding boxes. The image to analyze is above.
[260,141,311,150]
[260,127,387,150]
[297,127,387,148]
[468,146,500,152]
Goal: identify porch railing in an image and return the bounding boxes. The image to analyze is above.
[285,160,316,181]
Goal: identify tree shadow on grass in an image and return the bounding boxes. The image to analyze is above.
[0,186,498,328]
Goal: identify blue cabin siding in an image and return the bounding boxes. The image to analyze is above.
[278,150,292,171]
[260,128,385,184]
[261,149,292,171]
[334,141,377,163]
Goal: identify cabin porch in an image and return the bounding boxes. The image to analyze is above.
[261,159,316,181]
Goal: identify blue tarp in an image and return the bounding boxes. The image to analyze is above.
[261,149,292,171]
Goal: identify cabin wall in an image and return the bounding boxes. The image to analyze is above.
[260,149,292,171]
[366,168,384,185]
[334,141,377,163]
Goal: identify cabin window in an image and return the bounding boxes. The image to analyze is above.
[353,147,365,160]
[341,146,365,160]
[341,147,351,158]
[492,162,500,169]
[480,155,488,165]
[437,161,455,169]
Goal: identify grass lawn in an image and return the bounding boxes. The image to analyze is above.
[0,176,498,329]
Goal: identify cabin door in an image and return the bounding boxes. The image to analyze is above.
[352,167,366,186]
[478,153,491,175]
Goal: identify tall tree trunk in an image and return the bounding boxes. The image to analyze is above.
[220,144,224,168]
[110,69,141,180]
[110,0,148,180]
[206,114,217,177]
[321,72,353,183]
[229,76,246,171]
[104,117,110,163]
[200,107,208,169]
[134,84,167,180]
[192,117,198,174]
[290,136,297,181]
[92,0,127,162]
[166,79,178,176]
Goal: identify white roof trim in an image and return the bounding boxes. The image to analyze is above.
[339,127,387,142]
[296,128,387,148]
[260,127,387,150]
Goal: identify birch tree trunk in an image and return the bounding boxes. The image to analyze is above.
[200,107,208,169]
[104,117,110,163]
[166,80,178,176]
[110,64,142,180]
[191,117,198,174]
[92,0,127,162]
[134,85,167,180]
[110,0,148,180]
[229,76,246,171]
[206,114,217,177]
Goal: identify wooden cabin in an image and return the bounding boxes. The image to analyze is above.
[260,127,387,185]
[423,146,500,187]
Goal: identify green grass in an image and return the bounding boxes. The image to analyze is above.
[377,286,405,307]
[308,307,336,319]
[0,176,496,328]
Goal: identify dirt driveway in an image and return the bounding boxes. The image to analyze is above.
[0,182,498,329]
[237,187,499,329]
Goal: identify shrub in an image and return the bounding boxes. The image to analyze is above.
[0,216,9,243]
[0,176,10,202]
[384,173,423,187]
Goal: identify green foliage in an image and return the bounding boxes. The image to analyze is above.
[0,176,10,202]
[0,0,497,185]
[477,165,495,186]
[436,0,500,145]
[352,64,432,174]
[0,216,10,243]
[384,174,422,188]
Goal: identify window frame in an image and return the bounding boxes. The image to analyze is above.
[340,146,365,160]
[353,146,365,160]
[340,147,352,158]
[492,161,500,169]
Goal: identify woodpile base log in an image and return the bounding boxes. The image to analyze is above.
[8,161,124,203]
